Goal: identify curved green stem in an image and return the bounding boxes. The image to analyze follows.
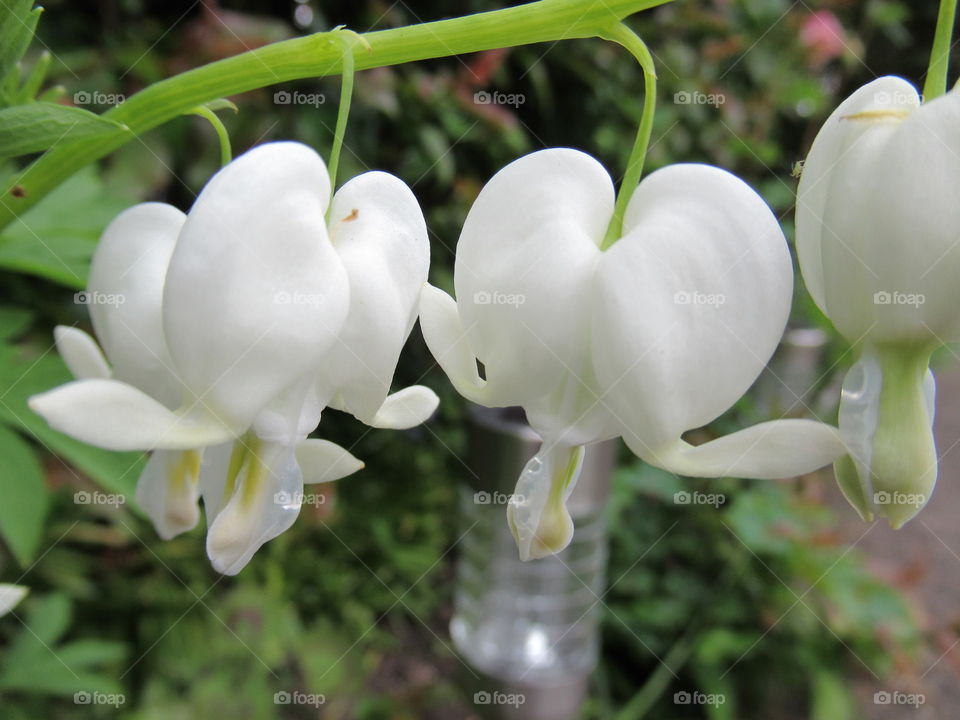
[189,105,232,167]
[0,0,671,234]
[924,0,958,101]
[599,22,657,251]
[326,30,360,200]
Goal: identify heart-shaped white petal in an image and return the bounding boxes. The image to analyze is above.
[321,171,430,424]
[451,148,619,443]
[594,163,792,459]
[163,142,350,430]
[797,76,960,343]
[88,202,186,407]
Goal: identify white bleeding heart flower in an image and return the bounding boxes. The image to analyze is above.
[198,167,438,575]
[30,141,437,574]
[421,148,845,561]
[796,76,960,527]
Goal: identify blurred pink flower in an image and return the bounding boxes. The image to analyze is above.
[800,10,845,68]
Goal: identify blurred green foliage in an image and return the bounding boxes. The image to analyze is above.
[0,0,946,717]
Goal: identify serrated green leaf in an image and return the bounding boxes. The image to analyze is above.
[0,102,127,159]
[0,422,48,565]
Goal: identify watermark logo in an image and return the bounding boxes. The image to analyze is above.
[674,690,726,706]
[74,490,126,508]
[274,490,326,507]
[873,290,924,307]
[73,90,125,106]
[74,691,125,707]
[274,290,325,307]
[873,90,919,105]
[873,491,926,508]
[474,490,525,505]
[873,690,925,707]
[674,290,725,307]
[473,290,525,307]
[74,290,125,307]
[273,690,326,707]
[474,90,525,108]
[673,90,725,107]
[673,490,725,508]
[473,690,525,708]
[273,90,326,107]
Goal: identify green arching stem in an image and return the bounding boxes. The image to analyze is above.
[326,30,359,202]
[924,0,958,101]
[189,105,232,167]
[0,0,671,234]
[598,22,657,251]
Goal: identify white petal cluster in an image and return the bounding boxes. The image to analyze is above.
[31,142,437,574]
[421,149,845,560]
[796,77,960,526]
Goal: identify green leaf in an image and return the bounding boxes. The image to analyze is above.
[0,594,124,696]
[0,307,33,340]
[811,669,854,720]
[0,422,48,565]
[10,592,71,649]
[0,166,129,286]
[15,50,50,104]
[0,102,127,159]
[0,1,41,89]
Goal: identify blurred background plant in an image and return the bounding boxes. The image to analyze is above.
[0,0,946,717]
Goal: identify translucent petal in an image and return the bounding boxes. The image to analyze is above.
[135,449,202,539]
[202,439,303,575]
[506,442,585,561]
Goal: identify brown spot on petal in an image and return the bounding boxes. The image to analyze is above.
[342,208,359,222]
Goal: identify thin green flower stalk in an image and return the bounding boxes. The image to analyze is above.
[326,29,365,204]
[924,0,958,101]
[189,105,233,167]
[0,0,671,233]
[599,22,658,250]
